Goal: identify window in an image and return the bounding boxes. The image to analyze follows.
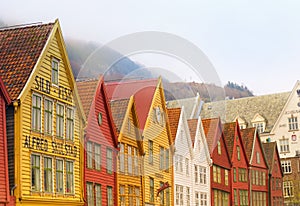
[159,146,164,170]
[44,157,52,192]
[213,165,221,183]
[135,187,140,206]
[237,146,240,161]
[106,148,113,174]
[128,185,134,206]
[44,99,53,134]
[225,169,228,186]
[179,155,183,172]
[214,190,229,206]
[119,185,125,206]
[134,147,139,175]
[288,116,298,131]
[186,187,190,206]
[217,141,221,154]
[280,138,290,153]
[119,143,125,173]
[253,122,264,133]
[281,160,292,174]
[128,117,131,133]
[239,190,249,206]
[87,142,93,168]
[159,182,165,205]
[95,184,102,206]
[234,189,238,206]
[148,140,153,164]
[252,192,266,206]
[87,182,94,206]
[195,165,199,183]
[150,177,154,202]
[107,186,113,206]
[185,158,189,176]
[32,94,41,131]
[95,144,101,170]
[31,154,40,191]
[66,161,74,194]
[233,168,237,182]
[128,146,133,174]
[51,58,59,85]
[239,168,247,182]
[200,192,207,206]
[195,192,200,206]
[56,103,64,138]
[284,181,294,197]
[200,166,207,184]
[66,108,74,141]
[165,149,169,172]
[256,152,260,164]
[56,159,63,193]
[217,167,221,183]
[175,185,183,205]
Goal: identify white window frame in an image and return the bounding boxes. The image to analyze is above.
[95,184,102,206]
[66,160,74,194]
[175,185,183,205]
[185,158,189,176]
[133,147,139,175]
[87,182,94,206]
[107,186,114,206]
[281,160,292,174]
[44,156,53,193]
[32,94,42,132]
[66,107,74,141]
[44,98,53,135]
[51,58,59,85]
[95,143,101,171]
[159,146,164,170]
[283,181,294,197]
[106,148,113,174]
[128,145,133,175]
[120,185,125,206]
[288,116,298,131]
[119,143,125,173]
[31,153,41,192]
[200,166,207,184]
[186,187,190,206]
[148,140,153,164]
[200,192,207,206]
[217,141,221,155]
[56,158,64,193]
[253,122,265,133]
[87,141,93,169]
[279,138,290,153]
[56,103,64,138]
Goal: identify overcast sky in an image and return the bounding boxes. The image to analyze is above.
[2,0,300,95]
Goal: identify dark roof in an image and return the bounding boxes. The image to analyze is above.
[0,22,54,100]
[201,92,290,133]
[202,118,220,154]
[167,108,181,142]
[110,99,130,132]
[187,119,198,146]
[240,127,256,161]
[262,142,276,173]
[222,122,236,159]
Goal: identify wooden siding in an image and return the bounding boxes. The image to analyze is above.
[6,106,14,192]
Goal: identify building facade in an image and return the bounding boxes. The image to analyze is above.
[0,20,85,206]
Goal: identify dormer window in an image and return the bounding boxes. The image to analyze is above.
[251,113,266,133]
[253,122,265,133]
[235,116,247,130]
[51,58,59,85]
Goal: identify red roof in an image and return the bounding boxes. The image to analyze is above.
[105,79,157,130]
[187,119,198,146]
[0,22,54,100]
[222,122,236,159]
[167,108,181,142]
[240,127,256,161]
[202,118,221,154]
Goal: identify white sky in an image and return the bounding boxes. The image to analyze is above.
[2,0,300,95]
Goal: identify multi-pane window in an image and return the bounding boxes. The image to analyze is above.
[200,192,207,206]
[217,167,221,183]
[185,158,189,176]
[120,185,125,206]
[106,148,113,174]
[159,182,165,205]
[95,184,102,206]
[51,58,59,85]
[199,166,207,184]
[195,192,200,206]
[239,168,247,182]
[217,141,221,154]
[166,188,170,206]
[252,192,266,206]
[234,189,238,206]
[186,187,190,206]
[56,159,63,193]
[233,168,237,182]
[253,122,264,133]
[175,185,183,205]
[107,186,113,206]
[239,190,249,206]
[119,143,125,173]
[148,140,153,164]
[283,181,294,197]
[195,165,199,183]
[281,160,292,174]
[66,161,74,194]
[87,141,93,168]
[44,99,53,134]
[32,94,41,131]
[213,165,221,183]
[165,149,169,172]
[56,103,64,138]
[280,138,290,153]
[31,154,41,191]
[128,146,133,174]
[134,147,139,175]
[237,146,240,161]
[95,144,101,170]
[214,190,229,206]
[150,177,154,202]
[66,108,74,141]
[44,157,52,192]
[256,152,260,164]
[159,146,164,170]
[87,182,94,206]
[288,116,298,131]
[135,187,140,206]
[225,169,228,186]
[128,185,134,206]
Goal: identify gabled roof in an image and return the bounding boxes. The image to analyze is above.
[167,108,181,142]
[240,127,256,161]
[201,118,221,154]
[201,92,290,133]
[0,22,54,100]
[105,79,157,130]
[76,79,98,118]
[110,98,131,133]
[187,119,198,146]
[0,77,11,104]
[222,122,236,159]
[262,142,278,174]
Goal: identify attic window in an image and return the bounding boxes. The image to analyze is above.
[153,107,164,125]
[253,122,265,133]
[51,58,59,85]
[217,141,221,155]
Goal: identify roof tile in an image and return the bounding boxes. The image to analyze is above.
[167,108,181,142]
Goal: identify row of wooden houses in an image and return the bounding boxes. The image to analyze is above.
[0,19,285,206]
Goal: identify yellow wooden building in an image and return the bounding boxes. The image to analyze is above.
[0,20,85,205]
[110,96,144,206]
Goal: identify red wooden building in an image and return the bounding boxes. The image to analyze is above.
[77,78,118,206]
[202,118,232,206]
[223,121,250,206]
[241,128,269,206]
[0,78,14,206]
[262,142,284,206]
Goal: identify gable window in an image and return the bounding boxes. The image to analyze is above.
[31,154,41,191]
[128,145,133,175]
[256,152,260,164]
[66,107,74,141]
[44,99,53,134]
[237,146,241,161]
[106,148,113,174]
[95,144,101,170]
[56,159,63,193]
[56,103,64,138]
[44,157,53,192]
[288,116,298,131]
[159,146,164,170]
[66,161,74,194]
[281,160,292,174]
[148,140,153,164]
[32,94,41,132]
[253,122,265,133]
[107,186,113,206]
[95,184,102,206]
[87,141,93,169]
[51,58,59,85]
[279,138,290,153]
[217,141,221,155]
[87,182,94,206]
[150,177,154,202]
[283,181,294,197]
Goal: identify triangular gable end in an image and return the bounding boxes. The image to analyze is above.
[250,129,269,169]
[235,121,250,166]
